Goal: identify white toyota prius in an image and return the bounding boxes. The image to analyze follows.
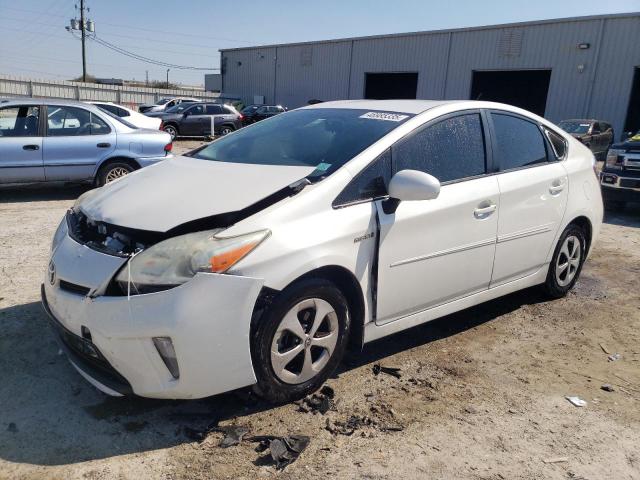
[42,100,603,402]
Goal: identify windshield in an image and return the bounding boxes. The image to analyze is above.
[558,121,591,134]
[241,105,259,114]
[156,98,172,106]
[165,103,195,113]
[192,108,412,176]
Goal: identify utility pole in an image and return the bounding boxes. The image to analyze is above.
[80,0,87,82]
[146,70,149,87]
[166,69,170,88]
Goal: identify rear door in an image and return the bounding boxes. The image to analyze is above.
[43,105,116,181]
[376,111,500,323]
[0,104,44,183]
[488,111,568,287]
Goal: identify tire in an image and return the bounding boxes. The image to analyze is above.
[219,125,234,136]
[96,161,135,187]
[163,124,178,140]
[543,224,587,299]
[250,278,351,403]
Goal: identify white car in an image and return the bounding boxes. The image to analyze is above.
[42,100,603,401]
[88,102,162,130]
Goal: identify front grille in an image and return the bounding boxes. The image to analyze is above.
[620,178,640,189]
[59,279,91,296]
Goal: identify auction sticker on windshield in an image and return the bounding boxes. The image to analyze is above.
[360,112,409,122]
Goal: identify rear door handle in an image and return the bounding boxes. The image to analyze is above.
[549,180,566,195]
[23,144,39,150]
[474,203,497,218]
[96,142,111,148]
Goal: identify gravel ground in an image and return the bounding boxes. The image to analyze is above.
[1,146,639,479]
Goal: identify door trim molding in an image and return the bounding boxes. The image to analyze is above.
[497,223,554,244]
[390,237,496,268]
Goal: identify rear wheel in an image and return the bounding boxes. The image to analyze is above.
[219,125,234,136]
[96,161,135,187]
[543,224,587,298]
[251,278,350,403]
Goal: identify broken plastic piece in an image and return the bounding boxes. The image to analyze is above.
[247,434,310,469]
[601,384,615,392]
[608,353,622,362]
[218,425,249,448]
[372,363,402,379]
[565,396,587,407]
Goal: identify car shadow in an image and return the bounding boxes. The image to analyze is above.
[0,287,546,466]
[603,202,640,228]
[0,184,90,203]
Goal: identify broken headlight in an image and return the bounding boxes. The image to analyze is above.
[114,229,270,293]
[51,216,68,252]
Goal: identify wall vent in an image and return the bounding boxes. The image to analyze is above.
[498,29,524,57]
[300,47,313,67]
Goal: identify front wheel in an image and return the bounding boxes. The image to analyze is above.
[543,224,587,298]
[250,278,351,403]
[162,124,178,140]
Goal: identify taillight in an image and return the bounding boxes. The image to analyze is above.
[239,114,244,120]
[159,121,164,130]
[164,142,173,153]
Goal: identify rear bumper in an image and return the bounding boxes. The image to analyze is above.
[43,232,264,399]
[600,172,640,202]
[137,154,172,168]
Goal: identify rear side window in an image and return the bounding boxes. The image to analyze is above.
[207,105,224,114]
[492,113,547,170]
[392,113,486,183]
[334,149,391,206]
[544,129,567,159]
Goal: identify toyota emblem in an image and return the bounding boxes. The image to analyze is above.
[48,260,56,285]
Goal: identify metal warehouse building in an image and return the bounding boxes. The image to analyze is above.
[220,12,640,137]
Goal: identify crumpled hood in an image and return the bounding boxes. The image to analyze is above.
[80,156,315,232]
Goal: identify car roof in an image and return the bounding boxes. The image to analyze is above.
[1,97,96,108]
[560,119,599,123]
[301,99,460,114]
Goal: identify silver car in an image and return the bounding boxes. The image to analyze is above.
[0,99,172,186]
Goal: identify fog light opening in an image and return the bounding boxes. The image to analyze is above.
[152,337,180,379]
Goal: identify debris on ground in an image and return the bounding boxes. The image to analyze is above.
[372,363,402,379]
[325,404,404,436]
[296,385,335,415]
[543,456,569,464]
[608,353,622,362]
[218,425,250,448]
[601,384,615,392]
[599,343,611,354]
[7,423,17,433]
[565,396,587,407]
[248,434,310,470]
[183,425,211,442]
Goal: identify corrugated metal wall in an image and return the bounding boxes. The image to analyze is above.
[221,14,640,135]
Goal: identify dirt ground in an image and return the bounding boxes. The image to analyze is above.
[1,145,639,479]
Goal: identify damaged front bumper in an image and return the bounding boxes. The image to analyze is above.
[42,232,264,399]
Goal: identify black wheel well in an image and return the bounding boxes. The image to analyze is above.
[253,266,366,352]
[568,216,593,255]
[98,156,140,172]
[220,123,235,130]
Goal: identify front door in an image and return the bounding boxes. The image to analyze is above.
[487,111,568,286]
[376,111,499,324]
[0,105,44,183]
[180,104,207,136]
[43,105,116,181]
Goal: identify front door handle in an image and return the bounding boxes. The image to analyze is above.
[474,203,497,218]
[23,144,39,150]
[96,142,111,148]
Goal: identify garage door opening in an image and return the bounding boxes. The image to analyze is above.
[623,67,640,138]
[470,70,551,116]
[365,73,418,100]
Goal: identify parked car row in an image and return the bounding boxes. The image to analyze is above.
[0,98,172,186]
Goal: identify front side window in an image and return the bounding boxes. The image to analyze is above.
[0,106,40,137]
[192,108,412,178]
[492,113,547,170]
[334,149,391,206]
[47,106,111,136]
[186,105,205,115]
[392,113,486,183]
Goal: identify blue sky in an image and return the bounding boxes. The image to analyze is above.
[0,0,637,86]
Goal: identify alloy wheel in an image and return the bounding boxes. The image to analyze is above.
[270,298,339,385]
[555,235,581,287]
[105,166,130,183]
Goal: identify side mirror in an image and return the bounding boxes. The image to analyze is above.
[383,169,440,214]
[183,111,190,117]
